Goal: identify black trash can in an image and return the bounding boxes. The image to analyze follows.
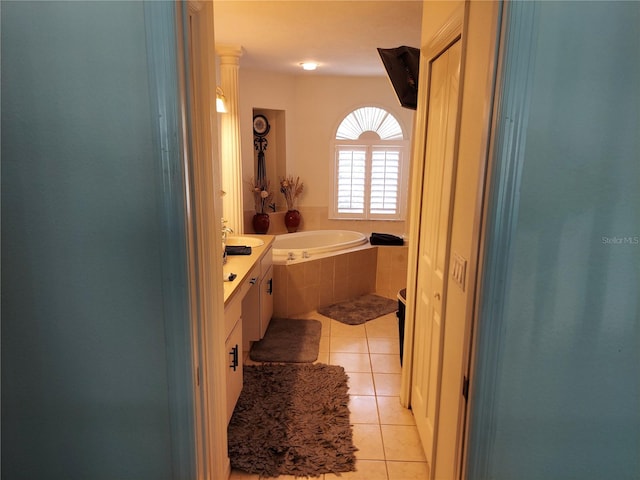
[397,288,407,366]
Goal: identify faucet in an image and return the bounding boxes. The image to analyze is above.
[222,219,233,264]
[221,219,233,244]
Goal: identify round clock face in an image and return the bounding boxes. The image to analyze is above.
[253,114,270,136]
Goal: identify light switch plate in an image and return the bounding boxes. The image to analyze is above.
[451,252,467,291]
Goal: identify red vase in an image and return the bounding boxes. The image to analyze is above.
[284,209,301,233]
[252,213,270,234]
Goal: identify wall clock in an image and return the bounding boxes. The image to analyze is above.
[253,114,270,136]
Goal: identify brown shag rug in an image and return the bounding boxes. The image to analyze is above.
[317,293,398,325]
[228,363,357,478]
[250,318,321,363]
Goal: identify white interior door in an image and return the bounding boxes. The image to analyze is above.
[411,39,462,468]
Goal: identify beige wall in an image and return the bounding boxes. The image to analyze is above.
[238,69,415,237]
[421,1,461,39]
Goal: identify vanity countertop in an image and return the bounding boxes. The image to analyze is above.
[223,235,274,306]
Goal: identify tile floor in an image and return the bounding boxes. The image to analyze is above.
[231,310,429,480]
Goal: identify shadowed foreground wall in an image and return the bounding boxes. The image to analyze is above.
[1,2,178,478]
[469,2,640,478]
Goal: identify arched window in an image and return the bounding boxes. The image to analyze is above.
[330,107,409,220]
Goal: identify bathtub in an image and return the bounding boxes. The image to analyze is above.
[272,230,377,317]
[272,230,369,264]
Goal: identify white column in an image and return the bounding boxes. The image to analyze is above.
[216,45,244,233]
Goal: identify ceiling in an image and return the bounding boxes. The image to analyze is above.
[213,1,423,77]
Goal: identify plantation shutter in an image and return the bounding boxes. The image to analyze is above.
[370,147,401,215]
[330,106,407,220]
[336,146,366,214]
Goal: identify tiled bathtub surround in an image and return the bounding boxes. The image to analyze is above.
[274,246,377,317]
[375,246,408,300]
[297,206,406,237]
[273,244,409,317]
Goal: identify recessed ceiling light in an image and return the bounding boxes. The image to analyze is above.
[300,62,318,71]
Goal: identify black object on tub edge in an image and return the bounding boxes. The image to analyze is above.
[369,233,404,246]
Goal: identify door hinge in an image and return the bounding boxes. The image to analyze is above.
[462,375,469,401]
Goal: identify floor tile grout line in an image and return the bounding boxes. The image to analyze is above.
[328,312,411,479]
[366,321,393,476]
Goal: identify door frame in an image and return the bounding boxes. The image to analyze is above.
[401,4,465,411]
[176,1,230,479]
[401,1,503,478]
[402,4,465,474]
[410,20,465,475]
[462,2,537,477]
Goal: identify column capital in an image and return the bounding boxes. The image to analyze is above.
[216,44,243,62]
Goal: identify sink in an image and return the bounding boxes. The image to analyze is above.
[225,235,265,247]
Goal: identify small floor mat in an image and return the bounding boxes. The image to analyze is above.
[249,318,322,363]
[317,294,398,325]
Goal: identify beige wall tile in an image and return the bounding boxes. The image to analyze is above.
[335,253,349,278]
[377,247,392,270]
[304,260,321,286]
[348,273,367,297]
[273,292,287,317]
[318,282,334,308]
[319,257,335,285]
[286,282,304,316]
[273,265,288,316]
[296,206,407,237]
[303,285,320,313]
[334,274,350,303]
[287,262,305,285]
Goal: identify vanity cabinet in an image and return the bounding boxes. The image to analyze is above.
[242,247,273,349]
[224,294,243,424]
[223,239,274,424]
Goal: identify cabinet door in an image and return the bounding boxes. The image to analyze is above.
[225,317,243,424]
[259,264,274,338]
[241,265,261,350]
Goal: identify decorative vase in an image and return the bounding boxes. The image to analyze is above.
[252,213,270,234]
[284,209,301,233]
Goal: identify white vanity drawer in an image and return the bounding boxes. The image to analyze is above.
[225,264,260,339]
[224,294,242,340]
